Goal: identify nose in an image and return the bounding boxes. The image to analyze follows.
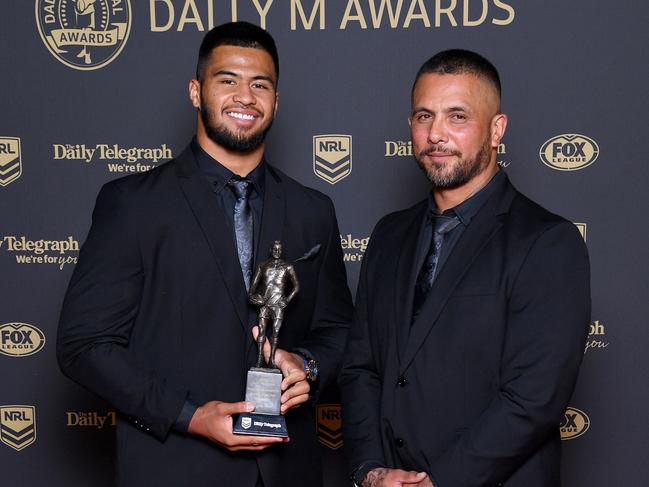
[233,83,255,106]
[427,118,447,145]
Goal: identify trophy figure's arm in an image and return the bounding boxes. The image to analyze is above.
[249,264,265,305]
[285,265,300,304]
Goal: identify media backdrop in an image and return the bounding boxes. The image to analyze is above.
[1,1,648,486]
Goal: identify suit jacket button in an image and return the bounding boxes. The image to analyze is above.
[395,438,405,447]
[397,376,408,387]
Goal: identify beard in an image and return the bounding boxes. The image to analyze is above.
[414,135,492,189]
[200,93,274,153]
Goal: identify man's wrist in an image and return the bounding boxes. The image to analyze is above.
[293,348,319,384]
[350,461,386,487]
[174,398,199,434]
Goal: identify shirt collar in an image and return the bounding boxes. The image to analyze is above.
[428,169,505,226]
[191,137,266,196]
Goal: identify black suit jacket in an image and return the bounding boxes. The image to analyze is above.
[57,145,353,487]
[339,174,590,487]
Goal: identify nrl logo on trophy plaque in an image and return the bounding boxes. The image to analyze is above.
[233,241,299,438]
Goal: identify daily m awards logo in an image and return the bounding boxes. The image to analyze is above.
[313,135,352,184]
[36,0,132,71]
[0,137,22,187]
[1,406,36,451]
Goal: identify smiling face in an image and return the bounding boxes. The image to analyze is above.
[409,72,506,191]
[190,45,278,153]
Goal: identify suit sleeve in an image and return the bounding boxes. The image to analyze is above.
[294,197,354,393]
[338,222,387,474]
[428,221,591,487]
[57,182,187,441]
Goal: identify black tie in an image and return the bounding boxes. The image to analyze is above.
[228,178,254,290]
[412,213,460,321]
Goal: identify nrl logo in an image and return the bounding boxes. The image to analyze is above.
[241,417,252,429]
[0,137,22,187]
[1,405,36,451]
[316,403,343,450]
[36,0,132,71]
[313,135,352,185]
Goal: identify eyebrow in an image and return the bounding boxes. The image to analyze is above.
[212,70,276,87]
[411,105,469,116]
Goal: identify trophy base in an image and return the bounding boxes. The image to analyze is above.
[233,412,288,438]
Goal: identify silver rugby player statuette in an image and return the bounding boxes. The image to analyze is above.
[233,241,299,438]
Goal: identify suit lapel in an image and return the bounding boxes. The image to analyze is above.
[394,201,429,362]
[175,146,249,330]
[255,165,285,273]
[399,177,516,373]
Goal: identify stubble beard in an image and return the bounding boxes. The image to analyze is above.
[415,135,493,189]
[200,93,274,153]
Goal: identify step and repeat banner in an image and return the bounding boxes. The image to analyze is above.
[1,1,647,486]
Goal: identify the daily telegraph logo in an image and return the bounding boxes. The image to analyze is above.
[560,407,590,440]
[313,135,352,185]
[385,140,510,167]
[0,323,46,358]
[52,143,172,173]
[539,134,599,171]
[1,406,36,451]
[341,234,369,263]
[316,403,343,450]
[0,137,22,187]
[36,0,132,71]
[584,320,609,354]
[66,410,116,429]
[0,235,79,270]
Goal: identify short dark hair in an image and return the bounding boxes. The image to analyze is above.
[413,49,501,100]
[196,21,279,82]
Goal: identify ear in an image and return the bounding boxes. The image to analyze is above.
[490,113,508,148]
[188,79,201,110]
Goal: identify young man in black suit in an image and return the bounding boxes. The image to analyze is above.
[340,50,590,487]
[58,22,352,487]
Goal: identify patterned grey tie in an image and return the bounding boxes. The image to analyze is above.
[228,178,254,290]
[412,213,461,321]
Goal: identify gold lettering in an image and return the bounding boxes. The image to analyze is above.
[340,0,368,29]
[150,0,174,32]
[252,0,274,29]
[463,0,487,26]
[177,0,205,32]
[404,0,430,28]
[231,0,238,21]
[368,0,404,28]
[492,0,515,25]
[435,0,457,27]
[291,0,325,30]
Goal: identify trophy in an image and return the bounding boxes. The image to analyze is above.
[233,241,299,438]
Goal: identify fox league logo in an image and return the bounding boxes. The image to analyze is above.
[0,323,46,357]
[1,406,36,451]
[539,134,599,171]
[36,0,132,70]
[313,135,352,185]
[0,137,21,187]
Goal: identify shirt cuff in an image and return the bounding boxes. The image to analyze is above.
[173,398,198,433]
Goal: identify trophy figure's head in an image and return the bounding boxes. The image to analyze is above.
[271,241,282,260]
